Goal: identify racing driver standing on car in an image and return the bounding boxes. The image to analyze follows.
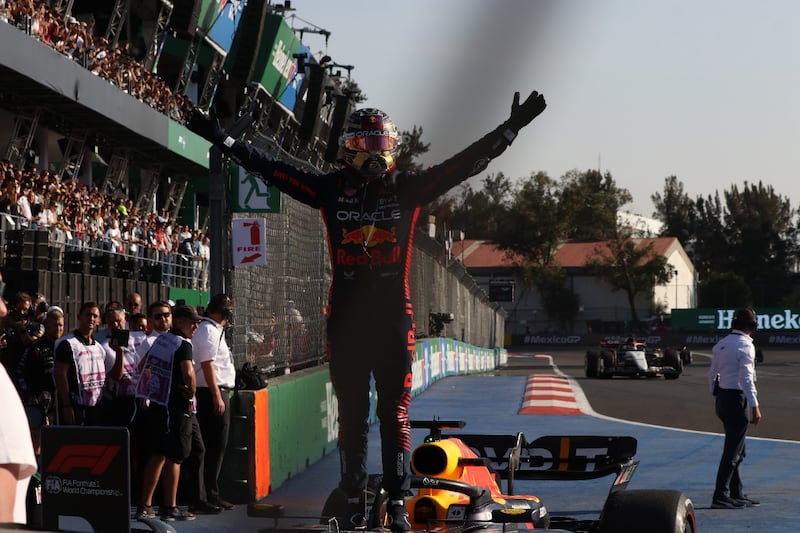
[188,90,546,530]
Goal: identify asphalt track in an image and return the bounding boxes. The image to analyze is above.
[532,347,800,442]
[53,349,800,532]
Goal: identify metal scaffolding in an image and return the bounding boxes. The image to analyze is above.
[144,0,174,72]
[104,0,129,49]
[3,108,40,167]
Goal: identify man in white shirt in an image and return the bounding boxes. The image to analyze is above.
[192,294,237,510]
[15,188,33,228]
[138,300,171,359]
[708,307,763,509]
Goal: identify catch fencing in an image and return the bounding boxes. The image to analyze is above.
[0,205,504,376]
[228,193,506,375]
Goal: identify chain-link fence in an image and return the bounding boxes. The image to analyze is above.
[227,192,506,375]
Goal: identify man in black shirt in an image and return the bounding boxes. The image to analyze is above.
[134,305,202,522]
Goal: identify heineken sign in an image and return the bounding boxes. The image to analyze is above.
[672,308,800,332]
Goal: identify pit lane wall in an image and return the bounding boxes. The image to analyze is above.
[221,338,506,502]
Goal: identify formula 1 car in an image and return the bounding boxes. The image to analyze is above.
[251,419,696,532]
[585,338,683,379]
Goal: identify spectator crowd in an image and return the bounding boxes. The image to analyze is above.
[1,289,243,525]
[0,158,211,290]
[1,0,195,122]
[0,0,213,288]
[0,3,256,525]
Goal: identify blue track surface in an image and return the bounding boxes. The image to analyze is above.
[157,367,800,532]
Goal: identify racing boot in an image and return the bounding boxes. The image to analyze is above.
[321,488,367,530]
[387,499,411,532]
[343,496,368,530]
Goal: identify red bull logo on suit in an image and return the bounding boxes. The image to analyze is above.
[340,226,397,247]
[338,225,401,266]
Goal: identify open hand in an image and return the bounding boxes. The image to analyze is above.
[187,107,222,143]
[508,90,547,133]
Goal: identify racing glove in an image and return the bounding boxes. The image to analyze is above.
[503,90,547,144]
[186,107,227,145]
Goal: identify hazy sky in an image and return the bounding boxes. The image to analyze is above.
[288,0,800,216]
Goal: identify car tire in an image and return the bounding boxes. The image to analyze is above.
[599,489,696,533]
[367,474,387,529]
[680,348,693,365]
[586,350,606,378]
[664,348,683,375]
[599,351,613,378]
[585,351,600,378]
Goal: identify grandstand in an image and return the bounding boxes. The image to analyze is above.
[0,0,505,376]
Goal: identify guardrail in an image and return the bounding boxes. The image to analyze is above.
[0,215,207,291]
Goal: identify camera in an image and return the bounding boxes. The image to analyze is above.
[111,329,130,346]
[429,312,454,337]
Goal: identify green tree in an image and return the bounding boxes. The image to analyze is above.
[698,272,752,308]
[651,175,696,246]
[692,193,730,279]
[586,223,674,323]
[560,169,632,240]
[492,172,565,266]
[395,125,429,173]
[722,181,797,306]
[492,172,580,329]
[426,174,510,242]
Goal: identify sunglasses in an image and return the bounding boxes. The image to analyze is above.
[153,312,171,319]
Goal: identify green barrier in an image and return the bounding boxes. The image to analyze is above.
[254,340,506,497]
[266,368,338,489]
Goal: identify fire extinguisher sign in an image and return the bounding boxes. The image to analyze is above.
[232,218,267,267]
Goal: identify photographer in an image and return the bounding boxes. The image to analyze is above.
[1,292,43,376]
[13,307,64,442]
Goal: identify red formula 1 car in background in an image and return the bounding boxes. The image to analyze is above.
[585,338,683,380]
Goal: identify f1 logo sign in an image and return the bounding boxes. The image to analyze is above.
[45,445,121,475]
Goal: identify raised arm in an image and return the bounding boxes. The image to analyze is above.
[409,90,546,203]
[187,109,325,207]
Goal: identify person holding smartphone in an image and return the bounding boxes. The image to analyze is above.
[100,306,139,428]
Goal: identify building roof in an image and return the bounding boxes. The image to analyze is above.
[458,237,680,269]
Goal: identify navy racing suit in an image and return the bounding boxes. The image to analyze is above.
[219,122,518,499]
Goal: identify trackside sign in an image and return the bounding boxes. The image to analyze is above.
[41,426,130,532]
[673,308,800,331]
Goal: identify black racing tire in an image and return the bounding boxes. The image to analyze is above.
[585,351,601,378]
[599,489,696,533]
[664,348,683,375]
[756,348,764,364]
[599,353,614,378]
[367,475,388,529]
[680,348,693,365]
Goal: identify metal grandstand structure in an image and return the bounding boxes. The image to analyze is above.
[0,2,505,376]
